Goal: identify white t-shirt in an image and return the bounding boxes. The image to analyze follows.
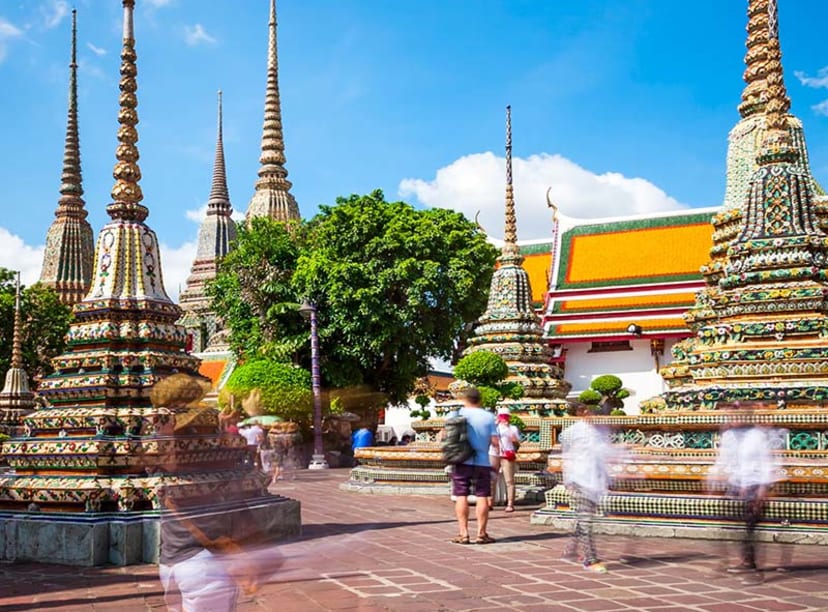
[241,425,264,446]
[560,420,613,502]
[713,426,777,489]
[489,423,520,457]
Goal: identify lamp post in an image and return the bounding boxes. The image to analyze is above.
[299,300,328,469]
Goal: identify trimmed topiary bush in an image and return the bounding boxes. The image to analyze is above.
[453,351,509,387]
[224,359,313,424]
[581,374,630,414]
[578,389,602,405]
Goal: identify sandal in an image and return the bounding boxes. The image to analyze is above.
[504,506,515,513]
[451,534,471,544]
[475,534,496,545]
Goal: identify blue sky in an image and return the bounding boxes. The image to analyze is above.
[1,0,828,297]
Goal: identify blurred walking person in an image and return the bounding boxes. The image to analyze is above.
[710,407,778,582]
[560,404,614,574]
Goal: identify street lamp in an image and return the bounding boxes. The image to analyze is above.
[299,300,328,469]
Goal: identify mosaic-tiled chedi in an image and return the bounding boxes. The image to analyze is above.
[349,108,568,496]
[663,0,828,411]
[535,0,828,538]
[462,105,570,409]
[179,91,238,353]
[38,9,94,307]
[662,0,828,391]
[0,0,266,512]
[245,0,300,222]
[0,275,36,436]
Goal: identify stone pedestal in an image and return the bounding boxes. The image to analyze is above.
[0,495,300,566]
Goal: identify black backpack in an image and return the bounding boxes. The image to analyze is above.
[441,415,475,465]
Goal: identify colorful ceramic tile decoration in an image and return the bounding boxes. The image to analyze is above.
[0,0,273,513]
[535,0,828,537]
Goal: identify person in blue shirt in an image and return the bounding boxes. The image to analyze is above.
[448,387,498,545]
[351,427,374,452]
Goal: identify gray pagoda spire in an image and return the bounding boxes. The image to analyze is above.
[180,91,238,352]
[0,273,36,435]
[464,107,570,401]
[245,0,300,222]
[39,8,94,306]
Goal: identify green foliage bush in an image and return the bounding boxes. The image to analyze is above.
[414,394,430,408]
[610,409,627,416]
[453,351,509,387]
[224,360,313,424]
[496,381,524,401]
[590,375,623,395]
[477,385,502,410]
[509,414,526,431]
[578,389,602,405]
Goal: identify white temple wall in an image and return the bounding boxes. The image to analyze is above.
[562,338,679,415]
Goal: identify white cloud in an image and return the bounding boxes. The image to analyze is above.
[159,240,197,302]
[86,42,106,56]
[184,23,216,47]
[185,204,245,224]
[813,100,828,117]
[0,227,45,286]
[399,152,686,240]
[41,0,69,29]
[795,68,828,89]
[0,17,23,63]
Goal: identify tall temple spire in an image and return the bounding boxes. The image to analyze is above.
[107,0,148,224]
[503,105,519,256]
[179,91,239,352]
[463,106,570,402]
[757,0,794,164]
[208,90,231,212]
[0,273,36,434]
[738,0,770,118]
[39,8,94,306]
[245,0,300,222]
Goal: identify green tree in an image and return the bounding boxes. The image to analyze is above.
[0,269,72,385]
[293,190,498,406]
[222,359,313,424]
[208,218,305,360]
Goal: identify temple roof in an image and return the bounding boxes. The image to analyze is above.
[541,208,717,341]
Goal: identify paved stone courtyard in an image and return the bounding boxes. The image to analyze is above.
[2,469,828,611]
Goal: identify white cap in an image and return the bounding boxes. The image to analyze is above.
[496,407,511,416]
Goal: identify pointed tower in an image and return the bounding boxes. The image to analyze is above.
[463,107,570,404]
[0,1,278,520]
[0,273,36,435]
[39,9,94,307]
[663,0,828,409]
[245,0,300,222]
[180,91,238,352]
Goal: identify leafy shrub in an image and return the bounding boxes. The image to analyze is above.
[477,385,503,410]
[578,389,602,405]
[509,414,526,431]
[414,394,431,408]
[224,359,313,424]
[610,409,627,416]
[590,375,623,395]
[453,351,509,387]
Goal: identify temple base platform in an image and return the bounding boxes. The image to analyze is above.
[343,464,553,503]
[532,485,828,545]
[0,494,301,566]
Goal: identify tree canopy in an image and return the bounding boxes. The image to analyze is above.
[0,268,73,385]
[293,190,498,406]
[208,217,306,361]
[222,359,313,424]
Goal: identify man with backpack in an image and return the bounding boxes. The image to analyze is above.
[442,387,499,545]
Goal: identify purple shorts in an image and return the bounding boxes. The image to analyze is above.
[451,463,492,498]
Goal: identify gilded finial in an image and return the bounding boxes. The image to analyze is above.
[757,0,796,165]
[58,8,85,213]
[107,0,148,223]
[257,0,290,184]
[11,272,22,371]
[502,105,519,255]
[207,89,232,214]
